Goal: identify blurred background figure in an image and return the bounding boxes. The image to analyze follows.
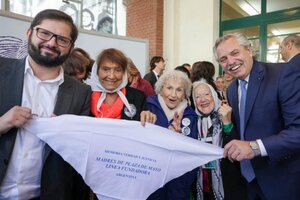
[182,63,192,74]
[215,75,227,102]
[127,57,155,97]
[62,49,90,82]
[223,71,234,89]
[279,34,300,64]
[146,70,197,200]
[82,9,95,30]
[73,47,95,80]
[143,56,165,90]
[175,65,191,78]
[191,61,218,92]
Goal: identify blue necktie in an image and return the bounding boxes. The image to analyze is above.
[239,80,255,182]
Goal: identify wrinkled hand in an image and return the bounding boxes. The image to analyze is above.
[0,106,32,134]
[224,140,255,162]
[140,111,157,126]
[168,111,183,133]
[218,103,232,124]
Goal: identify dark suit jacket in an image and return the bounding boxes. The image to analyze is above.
[0,57,91,200]
[227,60,300,200]
[289,52,300,66]
[121,86,147,121]
[143,71,157,89]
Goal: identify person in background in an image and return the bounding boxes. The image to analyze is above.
[72,47,94,80]
[62,49,90,82]
[175,65,191,78]
[143,56,165,90]
[182,63,192,74]
[89,48,156,124]
[215,75,227,102]
[146,70,197,200]
[192,80,245,200]
[127,58,155,97]
[0,9,91,199]
[223,72,234,89]
[214,32,300,200]
[279,34,300,64]
[191,61,218,92]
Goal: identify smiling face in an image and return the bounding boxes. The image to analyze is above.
[160,77,185,109]
[97,60,124,91]
[216,37,253,80]
[27,19,73,67]
[194,84,215,115]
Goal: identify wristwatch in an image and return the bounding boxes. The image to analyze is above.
[249,141,261,156]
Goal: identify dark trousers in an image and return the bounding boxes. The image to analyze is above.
[246,178,266,200]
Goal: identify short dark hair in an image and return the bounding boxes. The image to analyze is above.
[30,9,78,43]
[150,56,164,70]
[175,65,190,78]
[96,48,128,72]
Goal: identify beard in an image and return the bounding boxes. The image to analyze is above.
[28,35,70,68]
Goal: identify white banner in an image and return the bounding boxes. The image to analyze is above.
[24,115,223,200]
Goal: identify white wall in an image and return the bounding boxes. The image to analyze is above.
[163,0,220,74]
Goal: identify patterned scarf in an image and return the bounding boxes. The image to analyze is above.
[196,111,224,200]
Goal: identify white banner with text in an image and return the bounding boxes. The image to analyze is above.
[24,115,223,200]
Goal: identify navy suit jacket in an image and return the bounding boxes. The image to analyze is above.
[0,57,91,200]
[227,60,300,200]
[289,52,300,66]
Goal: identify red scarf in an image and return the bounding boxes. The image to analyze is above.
[91,88,126,119]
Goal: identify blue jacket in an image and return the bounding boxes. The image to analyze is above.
[146,95,198,200]
[227,60,300,200]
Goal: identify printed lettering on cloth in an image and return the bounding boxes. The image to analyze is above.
[24,115,223,200]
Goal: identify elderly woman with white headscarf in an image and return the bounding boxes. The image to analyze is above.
[192,80,233,200]
[89,48,156,124]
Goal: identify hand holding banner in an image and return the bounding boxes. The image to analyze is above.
[24,115,223,200]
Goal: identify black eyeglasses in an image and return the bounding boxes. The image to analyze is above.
[32,27,73,47]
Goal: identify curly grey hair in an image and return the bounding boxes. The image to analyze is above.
[155,70,192,98]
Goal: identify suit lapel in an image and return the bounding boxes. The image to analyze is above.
[245,61,264,131]
[53,75,74,115]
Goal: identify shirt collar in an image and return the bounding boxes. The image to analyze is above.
[24,56,64,85]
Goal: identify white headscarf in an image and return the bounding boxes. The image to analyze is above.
[88,62,134,116]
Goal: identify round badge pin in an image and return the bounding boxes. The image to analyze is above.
[181,127,191,135]
[182,118,191,127]
[124,104,137,118]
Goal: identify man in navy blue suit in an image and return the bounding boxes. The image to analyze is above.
[214,32,300,200]
[280,34,300,65]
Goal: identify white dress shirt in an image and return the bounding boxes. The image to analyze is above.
[0,57,64,199]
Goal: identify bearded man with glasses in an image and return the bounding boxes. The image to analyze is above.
[0,9,91,200]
